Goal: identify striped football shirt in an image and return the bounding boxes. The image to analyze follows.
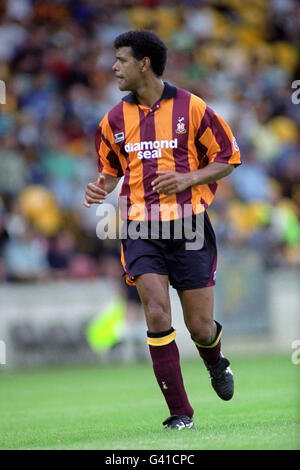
[95,82,241,221]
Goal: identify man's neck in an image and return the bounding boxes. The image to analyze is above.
[135,78,165,108]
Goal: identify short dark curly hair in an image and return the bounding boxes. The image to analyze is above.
[113,30,167,77]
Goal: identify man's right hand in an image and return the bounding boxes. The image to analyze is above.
[84,174,107,208]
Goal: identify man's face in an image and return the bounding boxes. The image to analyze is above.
[112,47,143,91]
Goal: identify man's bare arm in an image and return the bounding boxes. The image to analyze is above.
[84,173,120,207]
[151,162,234,195]
[189,162,234,185]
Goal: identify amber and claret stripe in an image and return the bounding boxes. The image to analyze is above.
[96,82,241,222]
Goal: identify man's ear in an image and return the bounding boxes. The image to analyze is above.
[140,56,151,73]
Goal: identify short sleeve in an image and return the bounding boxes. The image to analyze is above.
[197,105,241,167]
[95,117,124,178]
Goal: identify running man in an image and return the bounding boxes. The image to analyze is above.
[84,30,241,430]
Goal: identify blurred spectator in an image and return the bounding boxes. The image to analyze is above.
[0,134,27,195]
[0,0,299,283]
[47,230,76,275]
[3,219,49,281]
[230,147,274,202]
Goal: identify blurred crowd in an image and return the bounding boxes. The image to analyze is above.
[0,0,299,283]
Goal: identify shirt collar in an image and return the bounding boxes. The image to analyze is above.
[122,81,177,104]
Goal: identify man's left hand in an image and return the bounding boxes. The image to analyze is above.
[151,171,192,194]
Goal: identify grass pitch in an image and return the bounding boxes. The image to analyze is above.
[0,354,299,450]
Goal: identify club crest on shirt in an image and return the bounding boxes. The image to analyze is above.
[114,132,125,143]
[175,117,187,134]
